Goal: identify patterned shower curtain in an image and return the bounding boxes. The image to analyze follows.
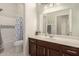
[16,17,23,41]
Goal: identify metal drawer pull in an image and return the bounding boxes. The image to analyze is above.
[67,50,77,54]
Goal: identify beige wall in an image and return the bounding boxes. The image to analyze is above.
[17,3,25,18]
[0,3,17,18]
[0,3,25,18]
[24,3,37,55]
[0,16,16,25]
[0,3,25,26]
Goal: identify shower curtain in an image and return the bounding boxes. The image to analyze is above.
[16,17,23,41]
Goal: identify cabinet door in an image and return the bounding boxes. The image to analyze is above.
[46,48,63,56]
[29,43,36,56]
[37,45,46,56]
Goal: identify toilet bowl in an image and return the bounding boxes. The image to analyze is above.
[14,40,23,54]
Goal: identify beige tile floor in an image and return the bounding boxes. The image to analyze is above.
[0,46,23,56]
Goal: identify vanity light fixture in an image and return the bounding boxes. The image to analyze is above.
[44,3,55,9]
[49,3,55,7]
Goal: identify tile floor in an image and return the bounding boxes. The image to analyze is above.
[0,45,23,56]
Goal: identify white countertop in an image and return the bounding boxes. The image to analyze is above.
[29,35,79,48]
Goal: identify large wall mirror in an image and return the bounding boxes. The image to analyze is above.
[38,3,79,37]
[43,9,72,36]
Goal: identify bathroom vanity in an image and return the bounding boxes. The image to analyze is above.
[29,35,79,56]
[28,4,79,56]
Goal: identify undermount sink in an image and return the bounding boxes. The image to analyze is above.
[37,35,50,38]
[37,35,66,40]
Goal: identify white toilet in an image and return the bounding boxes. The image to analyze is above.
[14,40,23,54]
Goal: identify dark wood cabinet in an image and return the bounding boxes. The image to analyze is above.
[29,43,36,56]
[46,48,62,56]
[29,38,36,56]
[37,46,45,56]
[29,37,79,56]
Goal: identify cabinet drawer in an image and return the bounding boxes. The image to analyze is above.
[29,38,36,43]
[62,45,79,56]
[37,40,49,46]
[46,48,63,56]
[37,40,63,51]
